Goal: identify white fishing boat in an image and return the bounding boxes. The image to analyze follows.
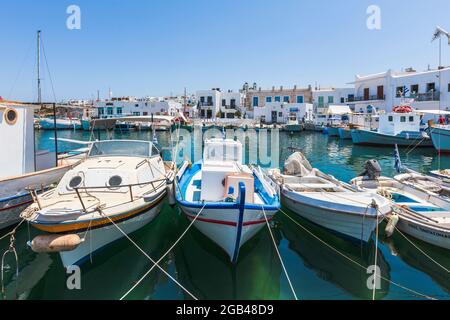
[429,169,450,183]
[285,114,304,132]
[268,153,391,243]
[175,138,280,263]
[39,117,81,130]
[22,139,175,267]
[351,160,450,250]
[0,102,83,230]
[351,106,432,147]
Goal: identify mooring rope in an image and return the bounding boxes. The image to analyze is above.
[262,206,298,300]
[372,201,380,300]
[393,225,449,274]
[119,203,206,300]
[279,208,438,300]
[98,209,198,300]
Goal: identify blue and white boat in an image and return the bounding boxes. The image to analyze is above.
[175,138,280,263]
[338,127,352,140]
[351,109,432,147]
[429,125,450,153]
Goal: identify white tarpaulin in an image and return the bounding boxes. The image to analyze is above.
[418,110,450,115]
[326,105,352,115]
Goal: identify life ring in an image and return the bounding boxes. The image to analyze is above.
[393,105,412,113]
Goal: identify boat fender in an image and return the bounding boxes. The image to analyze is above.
[30,234,82,253]
[385,214,399,238]
[166,182,176,206]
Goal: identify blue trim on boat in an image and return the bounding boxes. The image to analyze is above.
[231,183,246,263]
[0,192,31,203]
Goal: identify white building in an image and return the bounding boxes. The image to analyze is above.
[196,89,244,119]
[94,97,183,118]
[253,102,314,124]
[349,67,450,114]
[312,88,355,111]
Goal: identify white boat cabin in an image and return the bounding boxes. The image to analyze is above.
[378,112,422,135]
[200,139,254,203]
[0,102,56,179]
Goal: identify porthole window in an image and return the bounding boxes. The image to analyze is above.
[69,176,83,189]
[108,175,122,187]
[4,108,18,125]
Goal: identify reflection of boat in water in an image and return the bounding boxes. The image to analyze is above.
[383,237,450,294]
[279,212,390,299]
[173,220,282,300]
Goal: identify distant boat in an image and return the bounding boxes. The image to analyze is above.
[351,107,432,147]
[175,138,280,263]
[39,117,81,130]
[268,152,390,243]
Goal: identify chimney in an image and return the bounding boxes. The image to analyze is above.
[294,85,297,91]
[272,86,275,91]
[280,86,283,91]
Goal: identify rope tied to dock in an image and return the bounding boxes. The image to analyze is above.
[119,203,206,300]
[261,206,299,300]
[1,234,19,300]
[96,206,200,300]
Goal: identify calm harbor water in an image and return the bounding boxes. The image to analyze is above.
[0,129,449,300]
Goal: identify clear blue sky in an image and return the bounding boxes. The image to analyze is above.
[1,0,450,102]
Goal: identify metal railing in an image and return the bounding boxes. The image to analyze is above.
[347,95,385,102]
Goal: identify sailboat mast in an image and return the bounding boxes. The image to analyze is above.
[37,30,42,104]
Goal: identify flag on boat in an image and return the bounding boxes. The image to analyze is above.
[394,144,402,173]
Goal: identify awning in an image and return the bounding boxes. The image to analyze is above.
[417,110,450,115]
[326,105,352,115]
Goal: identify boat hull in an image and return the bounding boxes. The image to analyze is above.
[429,126,450,153]
[351,129,433,147]
[179,203,278,262]
[39,119,81,130]
[285,124,304,132]
[338,128,352,140]
[327,127,340,137]
[396,214,450,250]
[282,190,381,243]
[59,198,165,267]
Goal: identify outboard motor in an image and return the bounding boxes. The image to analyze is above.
[359,159,382,180]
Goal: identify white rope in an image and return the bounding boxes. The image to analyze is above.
[119,203,206,300]
[262,206,298,300]
[98,210,198,300]
[279,208,438,300]
[394,226,449,274]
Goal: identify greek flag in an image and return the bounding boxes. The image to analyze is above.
[394,144,402,173]
[403,86,410,96]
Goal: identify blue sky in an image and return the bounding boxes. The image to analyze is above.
[1,0,450,101]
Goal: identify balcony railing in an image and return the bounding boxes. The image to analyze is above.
[347,95,385,102]
[398,92,440,102]
[199,102,214,107]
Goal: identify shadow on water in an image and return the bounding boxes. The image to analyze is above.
[172,214,283,300]
[277,209,391,300]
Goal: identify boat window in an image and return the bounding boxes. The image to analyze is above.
[108,175,123,187]
[400,116,406,122]
[4,108,18,125]
[88,141,151,157]
[409,116,414,122]
[69,176,83,189]
[388,116,393,122]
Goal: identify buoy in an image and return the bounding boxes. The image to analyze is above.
[385,214,399,237]
[30,234,82,253]
[167,182,176,206]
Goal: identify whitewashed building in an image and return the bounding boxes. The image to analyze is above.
[348,67,450,114]
[312,88,354,112]
[94,97,183,118]
[196,89,244,119]
[253,102,314,124]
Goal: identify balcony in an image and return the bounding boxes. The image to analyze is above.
[401,92,440,102]
[199,102,214,107]
[347,95,385,102]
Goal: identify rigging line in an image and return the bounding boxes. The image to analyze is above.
[97,209,197,300]
[120,203,206,300]
[279,208,437,300]
[40,36,57,102]
[261,206,298,300]
[7,38,34,100]
[0,219,26,242]
[394,226,449,273]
